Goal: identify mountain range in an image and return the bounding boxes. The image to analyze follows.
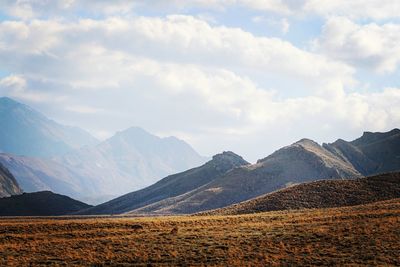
[204,172,400,215]
[0,97,207,204]
[1,97,399,216]
[81,128,400,215]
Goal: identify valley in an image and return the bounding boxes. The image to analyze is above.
[1,198,399,266]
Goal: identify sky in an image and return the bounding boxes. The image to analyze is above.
[0,0,399,162]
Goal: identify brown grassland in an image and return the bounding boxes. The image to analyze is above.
[1,198,400,266]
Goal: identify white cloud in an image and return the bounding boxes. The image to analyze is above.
[0,75,26,89]
[315,17,400,73]
[237,0,292,14]
[0,0,137,20]
[0,16,354,99]
[303,0,400,20]
[2,0,400,20]
[0,4,399,161]
[0,74,66,103]
[238,0,400,20]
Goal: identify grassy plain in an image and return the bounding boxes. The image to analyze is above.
[1,198,399,266]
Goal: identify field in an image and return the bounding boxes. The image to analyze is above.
[1,199,400,266]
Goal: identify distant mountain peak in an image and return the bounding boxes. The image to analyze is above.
[112,126,157,141]
[120,126,151,135]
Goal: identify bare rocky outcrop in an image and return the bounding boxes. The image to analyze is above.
[0,162,22,198]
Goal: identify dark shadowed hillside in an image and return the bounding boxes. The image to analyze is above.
[78,151,249,215]
[204,172,400,215]
[0,162,22,198]
[0,191,92,216]
[0,97,98,158]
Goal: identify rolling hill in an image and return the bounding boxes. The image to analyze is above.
[0,97,98,158]
[0,162,22,198]
[77,151,249,215]
[204,172,400,215]
[0,191,92,216]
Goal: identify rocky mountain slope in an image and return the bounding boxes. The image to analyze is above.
[324,128,400,175]
[77,151,249,215]
[126,139,362,215]
[122,129,400,215]
[0,191,92,216]
[204,172,400,215]
[0,162,22,198]
[0,97,98,158]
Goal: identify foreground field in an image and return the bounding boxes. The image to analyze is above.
[1,199,400,266]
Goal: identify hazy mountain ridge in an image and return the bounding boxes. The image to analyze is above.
[0,191,92,216]
[0,162,22,198]
[77,151,249,215]
[203,172,400,215]
[0,97,98,158]
[0,127,207,204]
[0,98,207,204]
[56,127,208,199]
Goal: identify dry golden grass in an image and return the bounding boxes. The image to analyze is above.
[1,198,400,266]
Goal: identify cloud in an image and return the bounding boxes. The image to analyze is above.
[235,0,400,20]
[0,0,137,20]
[302,0,400,20]
[0,4,399,161]
[315,17,400,73]
[0,75,26,89]
[0,74,66,103]
[2,0,400,20]
[0,16,354,98]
